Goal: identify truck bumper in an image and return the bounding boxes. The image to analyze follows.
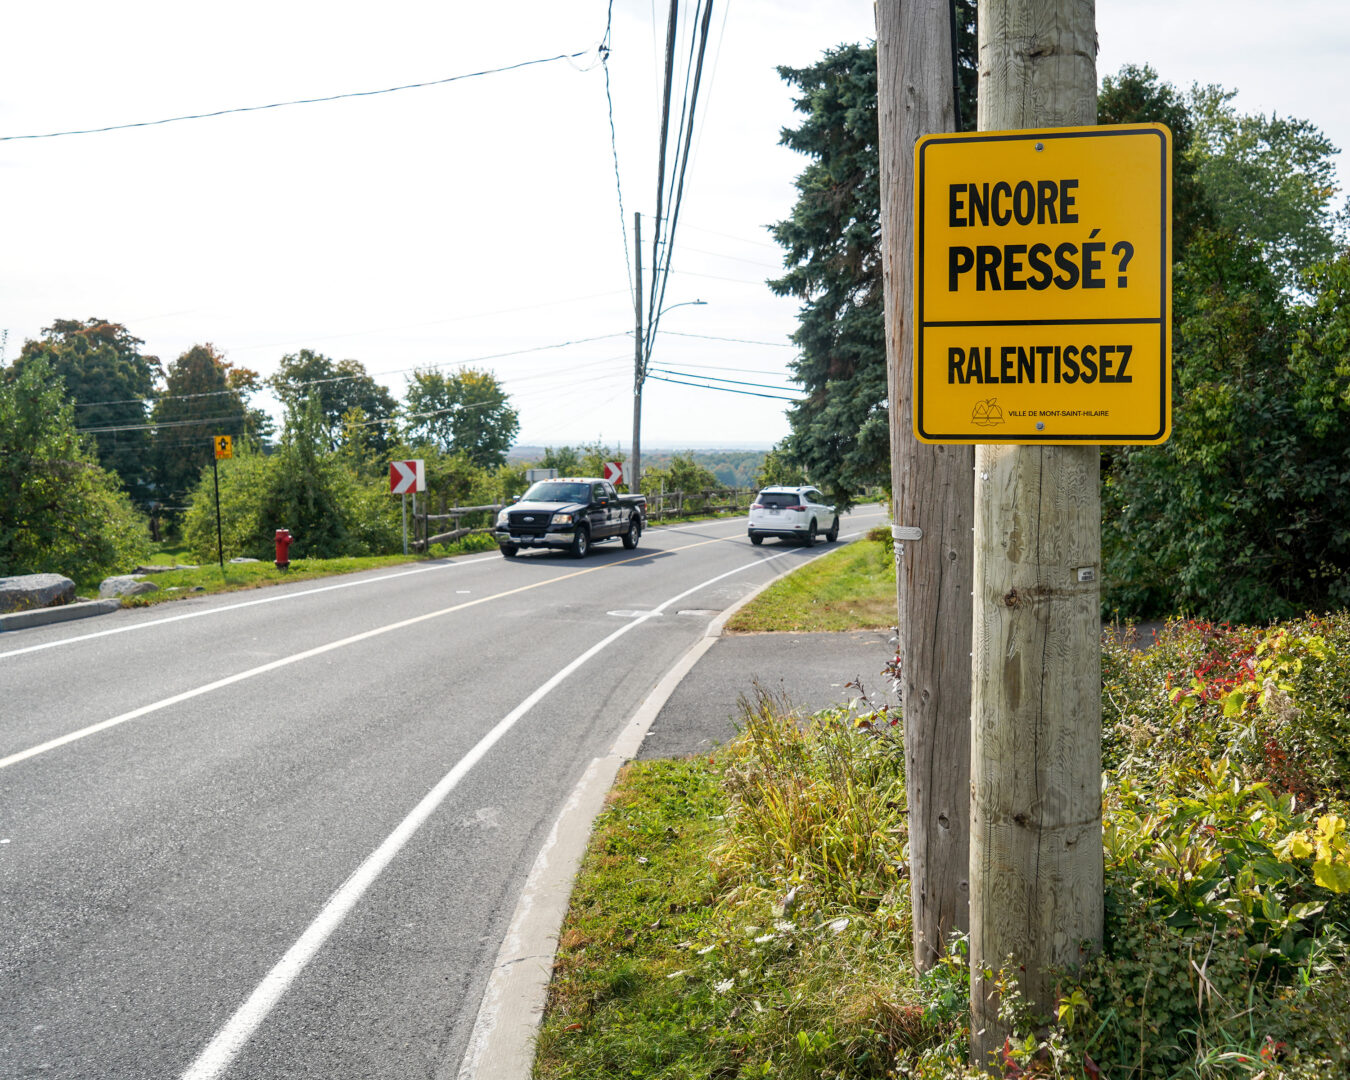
[493,528,576,550]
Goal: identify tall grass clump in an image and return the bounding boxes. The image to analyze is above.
[717,686,908,917]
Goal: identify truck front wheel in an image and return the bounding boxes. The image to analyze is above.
[500,544,519,558]
[570,526,590,558]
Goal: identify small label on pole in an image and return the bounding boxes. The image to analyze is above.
[893,525,923,542]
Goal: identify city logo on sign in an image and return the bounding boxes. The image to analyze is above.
[389,459,425,494]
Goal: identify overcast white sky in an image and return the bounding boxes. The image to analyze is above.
[2,2,1345,452]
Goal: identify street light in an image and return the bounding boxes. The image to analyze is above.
[631,296,706,495]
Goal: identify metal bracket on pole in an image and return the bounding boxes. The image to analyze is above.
[892,525,923,542]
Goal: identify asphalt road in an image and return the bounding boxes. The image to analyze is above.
[0,506,888,1080]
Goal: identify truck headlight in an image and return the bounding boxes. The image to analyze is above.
[552,513,574,525]
[496,510,510,527]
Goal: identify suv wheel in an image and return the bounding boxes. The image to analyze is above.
[570,526,590,559]
[749,532,763,546]
[825,517,839,542]
[803,520,817,547]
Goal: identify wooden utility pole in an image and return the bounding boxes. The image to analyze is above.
[968,0,1103,1068]
[875,0,973,972]
[630,211,644,494]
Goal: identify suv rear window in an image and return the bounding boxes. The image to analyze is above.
[757,492,800,508]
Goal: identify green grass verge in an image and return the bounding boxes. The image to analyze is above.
[724,538,896,633]
[534,702,927,1080]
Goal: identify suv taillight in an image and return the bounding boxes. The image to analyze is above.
[786,504,806,511]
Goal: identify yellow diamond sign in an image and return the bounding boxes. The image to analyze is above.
[914,123,1171,444]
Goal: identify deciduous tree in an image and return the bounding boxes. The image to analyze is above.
[12,319,161,505]
[150,344,263,513]
[1188,84,1346,286]
[0,354,148,580]
[403,367,519,468]
[269,350,397,453]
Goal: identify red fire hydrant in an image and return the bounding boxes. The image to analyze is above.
[275,528,293,570]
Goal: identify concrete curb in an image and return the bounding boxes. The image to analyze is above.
[455,533,862,1080]
[0,599,121,632]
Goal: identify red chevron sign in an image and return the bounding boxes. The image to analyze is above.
[389,459,425,494]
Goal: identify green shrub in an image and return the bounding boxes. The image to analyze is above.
[0,354,149,584]
[1103,617,1350,806]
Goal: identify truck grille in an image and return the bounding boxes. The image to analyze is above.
[507,511,550,537]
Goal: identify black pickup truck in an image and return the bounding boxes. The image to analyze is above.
[492,478,646,558]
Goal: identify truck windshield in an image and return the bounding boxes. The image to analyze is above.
[523,482,591,503]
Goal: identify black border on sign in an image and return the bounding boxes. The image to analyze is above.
[914,125,1171,444]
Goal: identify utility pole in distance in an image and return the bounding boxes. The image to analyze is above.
[968,0,1103,1067]
[630,211,644,494]
[875,0,973,972]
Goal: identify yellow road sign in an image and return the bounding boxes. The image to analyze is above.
[214,435,233,459]
[914,124,1171,444]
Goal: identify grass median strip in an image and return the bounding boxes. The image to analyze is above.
[724,534,897,633]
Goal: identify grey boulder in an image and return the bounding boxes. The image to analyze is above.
[0,574,77,613]
[99,576,160,599]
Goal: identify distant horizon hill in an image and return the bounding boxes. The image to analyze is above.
[505,445,771,490]
[506,442,773,460]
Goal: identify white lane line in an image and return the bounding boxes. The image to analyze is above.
[178,547,808,1080]
[0,557,602,771]
[0,533,747,770]
[0,556,501,661]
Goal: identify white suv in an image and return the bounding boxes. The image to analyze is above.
[747,485,839,546]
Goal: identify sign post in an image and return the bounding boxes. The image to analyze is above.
[212,435,232,572]
[390,460,425,556]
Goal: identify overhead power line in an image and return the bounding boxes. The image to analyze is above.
[0,50,593,142]
[648,367,797,393]
[600,0,634,306]
[656,329,795,347]
[646,373,798,401]
[644,0,715,369]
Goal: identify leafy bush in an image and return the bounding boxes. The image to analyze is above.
[0,354,149,584]
[1103,617,1350,807]
[183,413,397,563]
